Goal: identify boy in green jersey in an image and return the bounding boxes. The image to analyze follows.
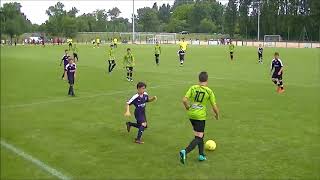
[229,41,235,60]
[72,44,79,62]
[179,71,220,164]
[108,44,116,73]
[123,48,135,82]
[154,41,161,65]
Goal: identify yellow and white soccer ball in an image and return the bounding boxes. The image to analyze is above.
[205,140,216,151]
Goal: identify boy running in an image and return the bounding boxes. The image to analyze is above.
[179,71,220,164]
[123,48,135,82]
[125,82,157,144]
[271,52,285,93]
[154,41,161,65]
[108,44,116,73]
[258,44,263,64]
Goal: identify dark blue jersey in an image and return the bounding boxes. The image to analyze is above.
[258,47,263,54]
[65,63,76,78]
[271,58,283,74]
[127,92,149,121]
[62,55,69,66]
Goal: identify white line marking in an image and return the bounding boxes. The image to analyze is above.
[1,139,71,180]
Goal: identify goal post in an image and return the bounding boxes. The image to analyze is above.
[264,35,281,47]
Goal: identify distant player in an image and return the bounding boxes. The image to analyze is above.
[229,41,235,60]
[178,38,188,66]
[72,44,79,62]
[179,71,220,164]
[68,38,73,50]
[108,44,116,73]
[154,41,161,65]
[64,57,77,96]
[271,52,285,93]
[92,39,96,48]
[96,38,100,48]
[123,48,135,82]
[258,44,263,64]
[125,82,157,144]
[60,49,70,79]
[113,38,118,48]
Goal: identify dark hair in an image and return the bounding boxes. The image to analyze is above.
[110,44,114,47]
[274,52,279,56]
[65,49,68,52]
[127,48,131,51]
[199,71,208,82]
[137,82,146,89]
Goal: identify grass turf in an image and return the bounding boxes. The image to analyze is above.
[1,44,319,179]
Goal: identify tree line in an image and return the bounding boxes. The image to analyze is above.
[1,0,319,41]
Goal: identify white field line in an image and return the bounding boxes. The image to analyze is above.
[1,81,190,109]
[1,139,71,180]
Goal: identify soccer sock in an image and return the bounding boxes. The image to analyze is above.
[108,63,112,72]
[128,122,139,128]
[68,86,71,95]
[111,64,116,71]
[185,136,201,154]
[198,136,204,155]
[70,85,74,95]
[273,80,277,85]
[137,126,145,140]
[62,72,65,78]
[156,57,159,64]
[127,72,129,78]
[231,55,233,60]
[129,72,133,78]
[279,81,284,89]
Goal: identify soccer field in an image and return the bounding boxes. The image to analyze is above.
[1,44,319,179]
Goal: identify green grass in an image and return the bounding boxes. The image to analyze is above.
[1,44,319,179]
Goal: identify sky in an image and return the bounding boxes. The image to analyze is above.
[1,0,228,25]
[0,0,174,24]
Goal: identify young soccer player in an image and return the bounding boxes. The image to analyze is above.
[123,48,135,82]
[271,52,285,93]
[154,41,161,65]
[60,49,70,79]
[125,82,157,144]
[178,38,188,66]
[179,71,220,164]
[72,44,79,62]
[68,38,73,51]
[229,41,235,60]
[258,44,263,64]
[108,44,116,73]
[113,38,118,48]
[64,57,77,96]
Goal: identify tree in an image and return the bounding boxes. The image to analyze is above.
[137,7,160,32]
[94,9,108,32]
[158,4,171,23]
[107,7,121,20]
[199,18,216,33]
[224,0,238,37]
[152,2,159,11]
[67,7,79,17]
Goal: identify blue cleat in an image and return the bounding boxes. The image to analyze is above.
[198,155,207,161]
[179,149,186,164]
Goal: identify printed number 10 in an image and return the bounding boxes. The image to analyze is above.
[195,91,205,103]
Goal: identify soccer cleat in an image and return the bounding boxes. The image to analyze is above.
[279,88,285,93]
[179,149,186,164]
[126,122,131,132]
[127,78,130,82]
[276,87,281,93]
[198,155,207,161]
[130,79,133,82]
[134,139,144,144]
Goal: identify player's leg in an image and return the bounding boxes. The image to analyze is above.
[135,119,147,144]
[62,68,65,79]
[126,67,130,81]
[155,54,159,65]
[230,52,234,60]
[68,77,75,96]
[179,54,184,66]
[111,60,116,72]
[278,75,285,92]
[129,67,133,81]
[108,60,112,73]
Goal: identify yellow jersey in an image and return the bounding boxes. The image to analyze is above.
[179,41,188,51]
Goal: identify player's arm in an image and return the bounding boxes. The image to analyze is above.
[148,96,157,102]
[183,87,192,110]
[63,68,67,80]
[270,62,274,74]
[210,91,219,120]
[124,104,131,117]
[60,57,63,66]
[74,65,77,79]
[159,46,161,54]
[278,60,284,75]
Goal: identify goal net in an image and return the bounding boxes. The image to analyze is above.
[264,35,281,47]
[155,33,176,44]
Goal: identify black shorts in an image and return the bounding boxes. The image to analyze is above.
[258,53,263,58]
[109,60,115,64]
[190,119,206,132]
[230,52,233,55]
[155,54,160,57]
[126,67,133,71]
[179,54,185,61]
[69,43,72,47]
[73,53,78,59]
[68,76,74,85]
[272,72,283,80]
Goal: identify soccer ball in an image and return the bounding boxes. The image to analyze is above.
[205,140,216,151]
